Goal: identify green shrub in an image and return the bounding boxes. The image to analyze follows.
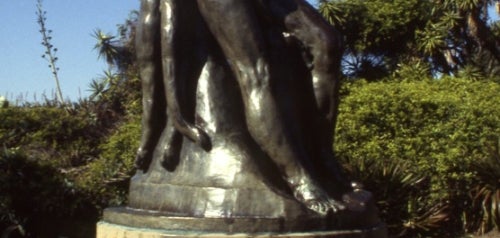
[0,105,113,236]
[76,115,141,208]
[336,78,500,236]
[0,147,96,237]
[0,106,103,167]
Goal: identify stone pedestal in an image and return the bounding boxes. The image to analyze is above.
[97,208,387,238]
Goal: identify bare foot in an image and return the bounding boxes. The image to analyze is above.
[291,176,346,215]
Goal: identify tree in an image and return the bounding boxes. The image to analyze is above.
[318,0,500,80]
[88,11,141,115]
[92,11,138,72]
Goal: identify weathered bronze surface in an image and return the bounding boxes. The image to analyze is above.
[111,0,385,235]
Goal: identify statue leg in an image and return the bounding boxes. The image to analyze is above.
[290,1,343,124]
[267,0,349,193]
[197,0,344,215]
[137,0,210,171]
[159,0,211,159]
[135,0,166,171]
[156,0,211,169]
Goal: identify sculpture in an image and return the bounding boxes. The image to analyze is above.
[100,0,385,235]
[201,0,356,215]
[134,0,211,172]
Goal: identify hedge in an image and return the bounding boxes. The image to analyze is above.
[336,78,500,236]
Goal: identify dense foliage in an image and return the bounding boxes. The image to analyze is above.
[0,106,103,237]
[337,78,500,236]
[0,88,141,237]
[319,0,500,80]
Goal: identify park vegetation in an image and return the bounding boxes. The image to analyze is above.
[1,0,499,237]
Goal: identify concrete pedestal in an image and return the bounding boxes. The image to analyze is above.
[97,208,387,238]
[97,222,386,238]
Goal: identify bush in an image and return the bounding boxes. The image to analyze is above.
[0,147,96,237]
[0,106,104,167]
[75,115,141,209]
[336,78,500,236]
[0,105,120,237]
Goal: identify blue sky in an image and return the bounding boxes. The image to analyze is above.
[0,0,316,102]
[0,0,139,102]
[0,1,496,102]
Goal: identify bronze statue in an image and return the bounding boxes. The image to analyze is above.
[134,0,364,215]
[134,0,211,172]
[196,0,352,214]
[118,0,384,234]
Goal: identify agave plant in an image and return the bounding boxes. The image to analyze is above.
[341,156,450,237]
[458,65,485,81]
[469,138,500,234]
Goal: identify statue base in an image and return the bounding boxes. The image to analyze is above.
[102,53,388,237]
[97,207,387,238]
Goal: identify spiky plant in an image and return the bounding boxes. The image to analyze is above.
[92,29,133,72]
[93,29,121,67]
[318,0,346,26]
[341,157,450,237]
[458,65,486,81]
[469,138,500,234]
